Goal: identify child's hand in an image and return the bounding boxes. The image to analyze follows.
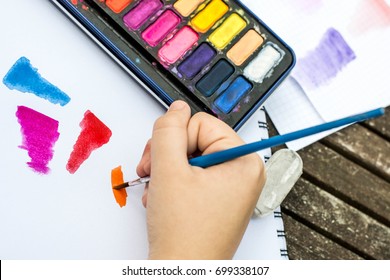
[136,101,266,259]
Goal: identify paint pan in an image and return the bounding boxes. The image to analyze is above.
[51,0,295,130]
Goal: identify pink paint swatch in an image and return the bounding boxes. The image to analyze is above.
[369,0,390,24]
[294,0,323,12]
[350,0,390,33]
[66,110,112,174]
[16,106,60,174]
[158,26,199,64]
[142,10,181,47]
[123,0,163,30]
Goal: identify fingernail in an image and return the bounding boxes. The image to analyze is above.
[168,100,187,111]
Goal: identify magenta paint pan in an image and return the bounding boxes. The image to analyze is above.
[123,0,163,30]
[142,10,181,47]
[52,0,296,130]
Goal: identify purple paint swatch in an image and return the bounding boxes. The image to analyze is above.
[294,28,356,89]
[16,106,60,174]
[178,43,216,79]
[3,57,71,106]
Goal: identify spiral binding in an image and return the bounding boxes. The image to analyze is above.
[258,107,289,259]
[258,120,269,130]
[264,155,271,162]
[280,249,289,257]
[274,211,283,218]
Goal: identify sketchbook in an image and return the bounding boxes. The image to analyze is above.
[245,0,390,151]
[0,1,288,259]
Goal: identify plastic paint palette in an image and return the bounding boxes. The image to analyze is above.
[52,0,295,130]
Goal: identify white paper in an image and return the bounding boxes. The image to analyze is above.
[0,0,286,260]
[288,1,390,121]
[244,0,390,151]
[263,77,337,151]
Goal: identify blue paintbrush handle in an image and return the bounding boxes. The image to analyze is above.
[189,108,385,168]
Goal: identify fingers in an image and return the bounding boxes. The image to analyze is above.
[136,139,152,178]
[187,112,245,156]
[187,111,264,194]
[151,101,192,175]
[142,184,148,208]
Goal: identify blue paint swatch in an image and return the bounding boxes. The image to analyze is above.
[294,28,356,89]
[3,57,71,106]
[215,76,252,114]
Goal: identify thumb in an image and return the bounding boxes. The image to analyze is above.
[151,101,191,174]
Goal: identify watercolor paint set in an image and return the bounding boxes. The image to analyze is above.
[52,0,295,130]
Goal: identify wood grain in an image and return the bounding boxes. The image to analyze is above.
[267,108,390,259]
[282,178,390,259]
[363,107,390,140]
[298,142,390,225]
[282,214,362,260]
[322,125,390,182]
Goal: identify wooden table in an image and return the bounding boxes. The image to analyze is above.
[270,108,390,259]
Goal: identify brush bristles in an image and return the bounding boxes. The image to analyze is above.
[112,182,129,190]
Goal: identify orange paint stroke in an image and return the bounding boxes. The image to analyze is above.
[111,166,128,207]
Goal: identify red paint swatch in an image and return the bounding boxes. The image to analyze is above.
[66,110,112,174]
[111,166,128,207]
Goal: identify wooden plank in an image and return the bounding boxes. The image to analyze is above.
[321,125,390,182]
[282,213,362,260]
[363,107,390,140]
[282,178,390,259]
[298,142,390,225]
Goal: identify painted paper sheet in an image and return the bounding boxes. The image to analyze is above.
[0,0,284,259]
[244,0,390,150]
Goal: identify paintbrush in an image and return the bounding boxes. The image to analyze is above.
[113,108,385,190]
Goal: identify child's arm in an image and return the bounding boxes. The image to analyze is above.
[137,101,266,259]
